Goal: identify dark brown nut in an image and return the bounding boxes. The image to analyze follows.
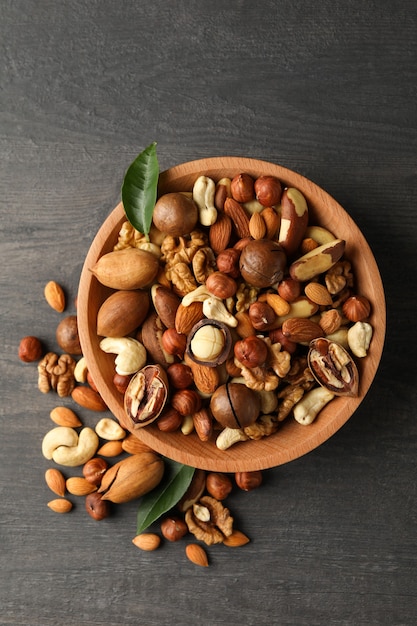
[153,192,198,236]
[248,301,276,331]
[151,284,181,329]
[239,239,286,288]
[277,278,302,302]
[235,470,263,491]
[268,328,298,354]
[210,382,261,429]
[215,248,241,278]
[342,295,371,322]
[231,173,255,203]
[209,212,232,254]
[281,318,324,343]
[206,472,233,500]
[234,336,268,368]
[178,469,206,512]
[160,516,188,541]
[167,362,194,389]
[85,492,111,521]
[278,188,309,256]
[124,365,168,428]
[113,373,132,395]
[83,457,109,486]
[18,336,43,362]
[157,407,183,432]
[97,290,149,338]
[193,408,213,442]
[171,389,202,417]
[308,338,359,397]
[254,175,282,207]
[141,311,175,368]
[56,315,82,355]
[224,198,251,239]
[161,328,187,358]
[205,272,237,299]
[214,177,232,210]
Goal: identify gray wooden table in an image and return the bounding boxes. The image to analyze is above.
[1,1,416,624]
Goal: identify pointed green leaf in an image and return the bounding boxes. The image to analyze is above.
[136,459,195,534]
[121,142,159,239]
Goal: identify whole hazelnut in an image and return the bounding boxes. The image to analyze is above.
[56,315,82,355]
[230,173,255,203]
[205,272,237,299]
[268,328,297,354]
[210,382,261,429]
[83,457,109,486]
[239,239,286,288]
[254,175,282,207]
[248,301,276,331]
[113,373,132,394]
[206,472,233,500]
[157,407,183,432]
[85,491,110,520]
[342,295,371,322]
[160,516,188,542]
[234,336,268,368]
[18,336,43,362]
[153,192,198,237]
[277,278,302,302]
[171,389,202,417]
[235,470,263,491]
[167,362,194,389]
[216,248,241,278]
[161,328,187,358]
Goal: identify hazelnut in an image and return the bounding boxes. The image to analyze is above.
[342,295,371,322]
[18,336,43,362]
[157,407,183,432]
[171,389,202,417]
[230,173,255,203]
[235,470,263,491]
[234,336,268,368]
[239,239,286,288]
[167,362,194,389]
[210,382,261,429]
[83,457,109,486]
[206,472,233,500]
[277,278,302,302]
[205,272,237,299]
[152,192,198,236]
[254,175,282,207]
[85,492,111,520]
[248,301,276,331]
[268,328,297,354]
[214,177,232,210]
[113,373,132,395]
[216,248,241,278]
[87,371,98,392]
[56,315,82,355]
[160,516,188,542]
[161,328,187,358]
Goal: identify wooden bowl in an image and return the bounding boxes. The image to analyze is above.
[78,157,385,472]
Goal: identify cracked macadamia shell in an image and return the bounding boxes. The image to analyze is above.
[239,239,286,288]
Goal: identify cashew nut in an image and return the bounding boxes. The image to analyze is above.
[347,321,373,357]
[95,417,126,441]
[202,296,238,328]
[325,327,349,350]
[293,387,335,425]
[192,175,217,226]
[52,427,99,467]
[74,356,88,383]
[42,426,79,460]
[181,284,211,307]
[216,427,249,450]
[100,337,147,375]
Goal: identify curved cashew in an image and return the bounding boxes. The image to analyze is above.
[42,426,78,460]
[52,427,99,467]
[347,321,373,358]
[181,284,211,307]
[293,387,334,425]
[100,337,147,375]
[216,427,248,450]
[192,175,217,226]
[74,356,88,383]
[95,417,126,441]
[202,296,238,327]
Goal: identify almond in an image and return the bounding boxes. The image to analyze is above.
[66,477,97,496]
[281,318,324,343]
[47,498,73,513]
[132,533,161,551]
[97,440,124,457]
[223,530,250,547]
[209,211,232,254]
[235,311,256,338]
[50,406,82,428]
[249,212,266,240]
[45,468,66,497]
[304,282,333,306]
[175,301,204,335]
[184,353,219,394]
[224,197,251,239]
[71,386,108,412]
[44,280,66,312]
[185,543,209,567]
[261,206,281,239]
[121,434,154,455]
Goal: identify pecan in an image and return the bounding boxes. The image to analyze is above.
[38,352,76,397]
[185,496,233,545]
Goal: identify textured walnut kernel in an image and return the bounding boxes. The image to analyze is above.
[185,496,233,545]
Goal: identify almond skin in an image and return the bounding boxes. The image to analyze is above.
[304,282,333,306]
[223,530,251,547]
[45,468,66,497]
[209,211,232,254]
[71,386,108,412]
[281,318,324,343]
[132,533,161,551]
[44,281,66,312]
[175,302,204,335]
[97,440,124,457]
[50,406,82,428]
[185,543,209,567]
[66,477,97,496]
[224,197,251,239]
[47,498,73,513]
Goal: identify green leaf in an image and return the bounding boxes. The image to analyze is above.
[136,459,195,534]
[121,142,159,239]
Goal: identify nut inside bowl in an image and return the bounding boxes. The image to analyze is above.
[78,156,385,472]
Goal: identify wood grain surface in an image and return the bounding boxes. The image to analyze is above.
[1,1,416,625]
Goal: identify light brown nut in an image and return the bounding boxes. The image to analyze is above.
[45,468,66,497]
[95,418,126,441]
[91,247,159,290]
[66,477,97,496]
[223,530,251,547]
[47,498,73,514]
[281,318,324,343]
[304,282,333,306]
[44,281,66,312]
[50,406,82,428]
[132,533,161,552]
[192,409,213,442]
[209,211,232,254]
[185,543,209,567]
[278,188,309,255]
[184,353,220,395]
[71,386,108,412]
[97,440,124,457]
[99,453,164,503]
[175,302,204,335]
[261,206,281,239]
[289,239,346,282]
[249,212,266,240]
[121,435,154,455]
[265,293,291,317]
[319,309,343,335]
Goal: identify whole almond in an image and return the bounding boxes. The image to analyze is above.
[224,197,250,239]
[50,406,82,428]
[121,435,154,455]
[71,386,108,412]
[47,498,73,513]
[261,206,281,239]
[132,533,161,551]
[184,353,219,395]
[97,440,124,457]
[304,282,333,306]
[185,543,209,567]
[175,302,204,335]
[45,468,66,497]
[192,409,213,442]
[44,281,66,312]
[281,318,324,343]
[223,530,251,547]
[249,212,266,240]
[209,211,232,254]
[66,476,97,496]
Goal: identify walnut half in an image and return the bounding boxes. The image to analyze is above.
[185,496,233,545]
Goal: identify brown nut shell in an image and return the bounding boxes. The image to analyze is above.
[91,247,159,290]
[97,290,150,337]
[124,364,169,428]
[210,382,261,429]
[186,319,232,367]
[239,239,286,288]
[308,338,359,397]
[99,452,164,503]
[153,192,198,236]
